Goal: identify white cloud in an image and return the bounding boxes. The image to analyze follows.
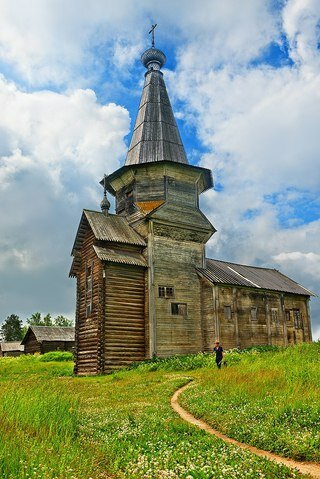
[0,0,279,87]
[166,0,320,333]
[0,76,129,193]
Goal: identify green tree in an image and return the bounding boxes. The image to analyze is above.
[0,314,23,341]
[26,312,53,327]
[43,314,52,326]
[53,315,73,327]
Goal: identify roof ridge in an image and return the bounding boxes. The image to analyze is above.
[83,208,117,217]
[206,257,276,271]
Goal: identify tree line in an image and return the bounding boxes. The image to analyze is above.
[0,313,74,341]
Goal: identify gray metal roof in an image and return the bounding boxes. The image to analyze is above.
[72,210,146,255]
[198,258,315,296]
[0,341,24,352]
[125,69,188,165]
[22,326,75,344]
[93,245,147,267]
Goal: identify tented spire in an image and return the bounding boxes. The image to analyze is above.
[125,44,188,166]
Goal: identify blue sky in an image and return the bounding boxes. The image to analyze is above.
[0,0,319,337]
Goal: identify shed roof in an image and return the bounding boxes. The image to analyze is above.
[93,245,147,267]
[21,326,75,344]
[0,341,24,352]
[198,258,315,296]
[72,210,146,255]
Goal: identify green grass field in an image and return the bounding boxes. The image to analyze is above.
[0,344,319,479]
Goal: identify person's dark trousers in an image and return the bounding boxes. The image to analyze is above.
[216,360,222,369]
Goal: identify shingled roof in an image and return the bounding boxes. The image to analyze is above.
[198,258,315,296]
[72,210,146,255]
[0,342,24,352]
[21,326,75,344]
[125,56,188,165]
[93,245,147,267]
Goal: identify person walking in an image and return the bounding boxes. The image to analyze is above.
[213,340,224,369]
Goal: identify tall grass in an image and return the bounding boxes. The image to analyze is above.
[0,346,317,478]
[180,342,320,461]
[0,384,94,479]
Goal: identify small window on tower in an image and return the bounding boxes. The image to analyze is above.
[86,301,92,318]
[224,305,232,320]
[86,266,92,292]
[159,286,165,298]
[171,303,187,316]
[285,310,291,321]
[158,286,175,298]
[166,287,174,298]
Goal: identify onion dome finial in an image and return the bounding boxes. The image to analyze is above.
[100,174,110,215]
[141,23,166,71]
[141,48,166,71]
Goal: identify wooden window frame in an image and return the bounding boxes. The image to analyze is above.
[171,302,187,316]
[158,286,175,299]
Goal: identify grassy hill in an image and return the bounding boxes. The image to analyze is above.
[0,344,319,479]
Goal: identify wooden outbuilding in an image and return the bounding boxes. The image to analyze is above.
[21,326,75,355]
[69,41,314,375]
[0,341,24,357]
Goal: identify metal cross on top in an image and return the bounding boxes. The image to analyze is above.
[149,23,157,47]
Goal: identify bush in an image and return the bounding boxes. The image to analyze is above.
[38,351,74,362]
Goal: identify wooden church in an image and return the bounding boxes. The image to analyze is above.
[70,38,313,375]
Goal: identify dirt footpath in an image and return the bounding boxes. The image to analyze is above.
[171,382,320,479]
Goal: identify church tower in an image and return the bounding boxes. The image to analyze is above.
[102,42,215,359]
[70,30,313,375]
[70,34,215,374]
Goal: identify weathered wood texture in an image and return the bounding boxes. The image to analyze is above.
[200,279,215,352]
[200,283,312,350]
[24,330,41,354]
[74,227,103,375]
[24,331,74,355]
[104,264,145,371]
[1,350,24,357]
[152,234,204,356]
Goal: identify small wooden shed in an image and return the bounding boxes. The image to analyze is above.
[0,341,25,357]
[21,326,75,355]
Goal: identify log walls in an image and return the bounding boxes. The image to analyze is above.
[103,264,145,371]
[74,228,103,375]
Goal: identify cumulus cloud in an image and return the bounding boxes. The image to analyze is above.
[0,0,318,335]
[0,76,129,318]
[165,0,320,333]
[0,76,129,191]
